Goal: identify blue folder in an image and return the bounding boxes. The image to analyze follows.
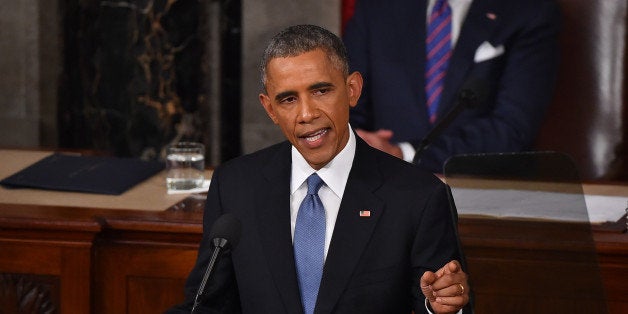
[0,153,164,195]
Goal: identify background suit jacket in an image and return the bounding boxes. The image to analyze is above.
[168,136,462,313]
[344,0,560,173]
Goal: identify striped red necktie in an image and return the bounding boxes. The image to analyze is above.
[425,0,452,124]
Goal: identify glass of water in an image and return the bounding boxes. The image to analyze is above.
[166,142,205,191]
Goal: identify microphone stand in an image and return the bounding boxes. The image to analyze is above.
[414,87,483,165]
[191,238,229,314]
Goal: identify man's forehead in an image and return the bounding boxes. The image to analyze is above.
[267,50,325,66]
[266,53,339,82]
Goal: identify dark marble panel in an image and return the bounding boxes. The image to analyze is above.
[58,0,240,164]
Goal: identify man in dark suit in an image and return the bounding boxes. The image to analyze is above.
[343,0,560,173]
[168,24,469,314]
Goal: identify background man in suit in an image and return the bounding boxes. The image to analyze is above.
[343,0,560,173]
[168,24,469,314]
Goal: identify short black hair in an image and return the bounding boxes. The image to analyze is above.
[259,24,349,91]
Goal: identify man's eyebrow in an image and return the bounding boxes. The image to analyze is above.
[309,82,334,91]
[273,82,334,102]
[274,90,297,102]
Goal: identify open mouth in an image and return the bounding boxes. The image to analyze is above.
[302,128,329,142]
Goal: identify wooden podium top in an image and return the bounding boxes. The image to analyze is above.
[0,149,208,211]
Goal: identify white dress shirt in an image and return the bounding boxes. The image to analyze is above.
[290,125,356,259]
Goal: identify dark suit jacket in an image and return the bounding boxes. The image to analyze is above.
[168,136,461,313]
[344,0,560,173]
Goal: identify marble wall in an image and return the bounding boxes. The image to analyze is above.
[58,0,219,161]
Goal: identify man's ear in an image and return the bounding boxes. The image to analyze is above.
[259,93,279,124]
[346,71,363,108]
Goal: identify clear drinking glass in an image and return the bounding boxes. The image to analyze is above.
[166,142,205,191]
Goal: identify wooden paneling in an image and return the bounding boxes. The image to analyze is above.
[0,195,625,313]
[459,216,627,313]
[94,207,203,313]
[0,206,99,314]
[126,276,188,314]
[94,244,199,314]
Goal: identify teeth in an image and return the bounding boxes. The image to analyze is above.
[305,129,327,142]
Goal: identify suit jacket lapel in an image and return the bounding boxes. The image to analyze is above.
[315,138,385,313]
[257,141,303,313]
[440,0,501,118]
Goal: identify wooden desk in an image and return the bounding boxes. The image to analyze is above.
[459,216,627,313]
[0,156,626,313]
[450,179,628,313]
[0,200,204,314]
[0,150,205,313]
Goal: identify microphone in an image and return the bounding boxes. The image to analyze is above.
[191,213,242,314]
[413,78,488,164]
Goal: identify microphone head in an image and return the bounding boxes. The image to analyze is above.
[459,78,489,109]
[208,213,242,250]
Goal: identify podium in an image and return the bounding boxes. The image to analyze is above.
[0,150,626,313]
[445,152,624,313]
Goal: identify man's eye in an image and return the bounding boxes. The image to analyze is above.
[313,88,330,96]
[280,96,297,103]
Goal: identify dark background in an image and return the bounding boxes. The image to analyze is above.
[57,0,241,163]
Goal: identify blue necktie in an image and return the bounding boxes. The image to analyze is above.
[425,0,452,124]
[294,173,326,314]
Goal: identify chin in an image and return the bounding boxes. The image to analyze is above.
[304,153,333,169]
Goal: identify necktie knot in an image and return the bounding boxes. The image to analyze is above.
[433,0,449,13]
[306,173,324,195]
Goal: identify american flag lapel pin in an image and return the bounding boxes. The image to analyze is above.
[486,12,497,20]
[359,210,371,217]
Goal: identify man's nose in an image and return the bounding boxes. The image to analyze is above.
[298,98,319,123]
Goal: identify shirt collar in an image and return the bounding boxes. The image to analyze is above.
[291,124,356,199]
